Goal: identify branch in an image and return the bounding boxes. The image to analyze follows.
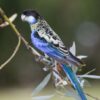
[0,8,21,70]
[86,93,100,100]
[0,13,17,28]
[0,37,21,70]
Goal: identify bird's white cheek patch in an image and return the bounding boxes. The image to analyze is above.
[27,16,37,24]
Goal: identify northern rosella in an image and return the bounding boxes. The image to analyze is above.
[21,10,87,100]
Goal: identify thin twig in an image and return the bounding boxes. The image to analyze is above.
[86,93,100,100]
[0,37,21,70]
[84,68,96,75]
[0,13,17,28]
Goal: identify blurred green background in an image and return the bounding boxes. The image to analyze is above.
[0,0,100,100]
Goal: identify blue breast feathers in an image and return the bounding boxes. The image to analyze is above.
[31,31,51,53]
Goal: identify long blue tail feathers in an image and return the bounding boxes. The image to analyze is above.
[61,64,87,100]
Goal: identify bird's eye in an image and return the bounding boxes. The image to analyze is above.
[23,11,30,16]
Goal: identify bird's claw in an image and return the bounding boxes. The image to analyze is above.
[35,56,44,62]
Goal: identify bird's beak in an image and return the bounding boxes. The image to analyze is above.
[21,14,26,21]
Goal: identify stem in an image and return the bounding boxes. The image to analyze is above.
[86,93,100,100]
[0,37,21,70]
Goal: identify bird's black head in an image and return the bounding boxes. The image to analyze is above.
[22,10,40,20]
[21,9,40,24]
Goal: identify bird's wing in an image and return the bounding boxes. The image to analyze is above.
[36,25,85,67]
[37,23,69,55]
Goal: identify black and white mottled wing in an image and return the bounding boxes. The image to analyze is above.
[37,20,68,55]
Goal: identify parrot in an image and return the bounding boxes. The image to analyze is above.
[21,9,87,100]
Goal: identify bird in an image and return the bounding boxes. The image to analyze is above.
[21,9,87,100]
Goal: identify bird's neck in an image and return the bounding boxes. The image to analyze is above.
[30,19,41,31]
[30,22,38,31]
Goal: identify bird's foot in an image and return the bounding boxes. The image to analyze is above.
[35,55,44,62]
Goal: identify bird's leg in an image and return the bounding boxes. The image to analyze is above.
[35,55,45,62]
[52,61,71,87]
[43,54,55,71]
[34,54,50,65]
[44,53,55,66]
